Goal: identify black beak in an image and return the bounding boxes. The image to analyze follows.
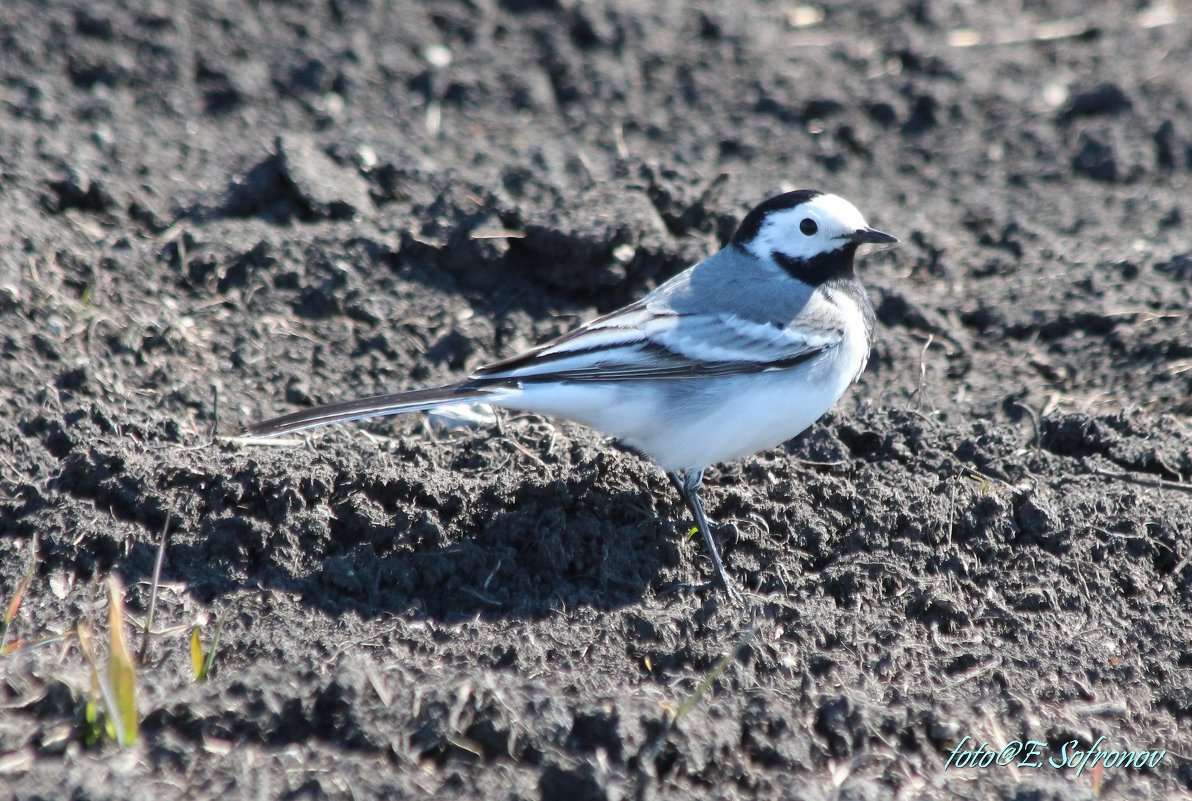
[849,227,898,245]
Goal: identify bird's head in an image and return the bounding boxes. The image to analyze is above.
[732,190,897,283]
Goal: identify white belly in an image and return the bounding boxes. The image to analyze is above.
[629,345,861,470]
[495,333,865,472]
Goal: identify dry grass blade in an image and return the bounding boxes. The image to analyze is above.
[221,435,307,447]
[0,575,32,656]
[1093,467,1192,494]
[106,576,139,746]
[139,510,173,663]
[672,625,755,724]
[634,622,757,782]
[0,533,37,656]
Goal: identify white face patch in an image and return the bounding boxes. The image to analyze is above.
[744,193,871,262]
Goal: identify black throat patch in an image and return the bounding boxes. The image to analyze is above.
[770,243,858,286]
[768,243,875,344]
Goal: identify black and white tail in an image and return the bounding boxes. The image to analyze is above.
[243,382,502,438]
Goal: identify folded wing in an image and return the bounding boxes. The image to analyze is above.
[473,304,842,383]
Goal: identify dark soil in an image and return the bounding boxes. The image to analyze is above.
[2,1,1191,799]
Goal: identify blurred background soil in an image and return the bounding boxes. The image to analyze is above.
[0,0,1190,798]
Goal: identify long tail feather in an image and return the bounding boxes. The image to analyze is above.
[244,382,499,438]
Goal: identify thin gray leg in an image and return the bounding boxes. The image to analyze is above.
[666,469,742,601]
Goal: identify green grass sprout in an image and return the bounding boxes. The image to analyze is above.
[77,577,139,747]
[190,606,231,682]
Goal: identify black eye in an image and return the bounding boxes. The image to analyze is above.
[799,218,818,236]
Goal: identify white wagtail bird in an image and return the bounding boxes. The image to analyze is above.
[245,190,897,600]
